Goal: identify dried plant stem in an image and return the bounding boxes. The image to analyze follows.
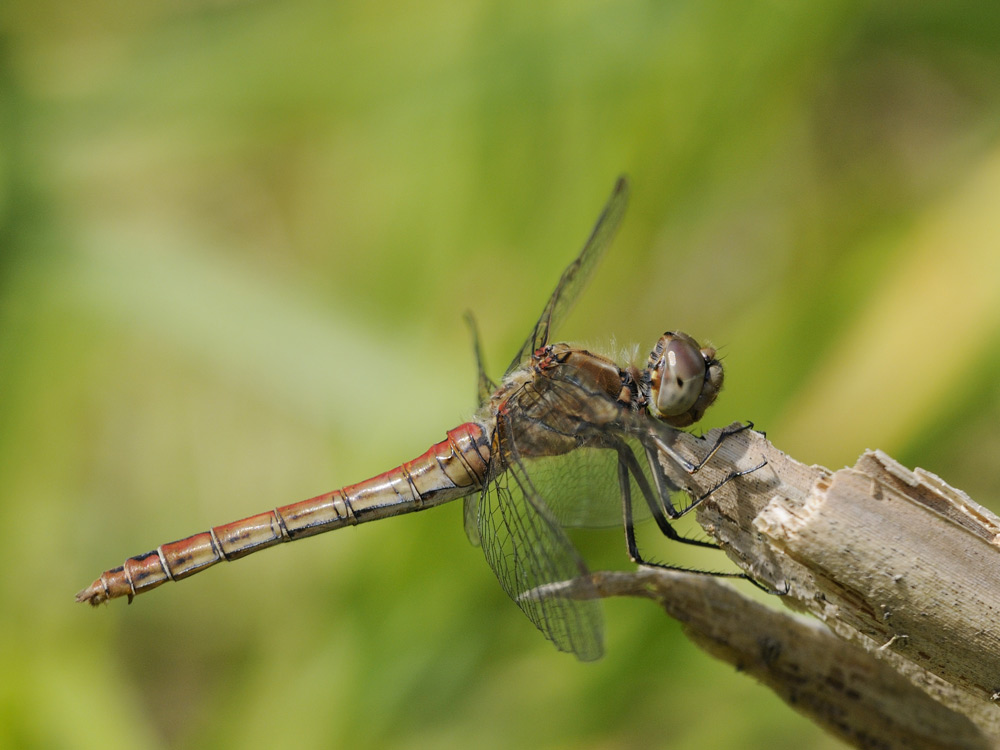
[595,424,1000,749]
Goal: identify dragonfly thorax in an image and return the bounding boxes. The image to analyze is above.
[642,331,723,428]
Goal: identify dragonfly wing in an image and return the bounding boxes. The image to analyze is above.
[505,177,630,375]
[476,415,604,661]
[619,409,700,514]
[463,311,497,405]
[500,368,653,528]
[462,494,481,546]
[518,441,653,529]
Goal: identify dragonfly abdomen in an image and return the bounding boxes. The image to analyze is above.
[76,422,492,606]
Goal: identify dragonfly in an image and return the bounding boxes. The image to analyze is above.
[77,177,755,661]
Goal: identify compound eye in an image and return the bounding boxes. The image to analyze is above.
[649,334,706,418]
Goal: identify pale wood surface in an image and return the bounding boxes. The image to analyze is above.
[591,425,1000,749]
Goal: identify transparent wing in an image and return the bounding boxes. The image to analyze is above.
[617,407,705,518]
[491,365,694,530]
[491,370,667,529]
[463,492,481,546]
[517,442,653,529]
[505,177,630,375]
[475,415,604,661]
[464,311,497,405]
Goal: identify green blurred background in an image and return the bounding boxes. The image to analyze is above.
[3,1,1000,748]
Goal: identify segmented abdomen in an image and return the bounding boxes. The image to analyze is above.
[76,422,491,605]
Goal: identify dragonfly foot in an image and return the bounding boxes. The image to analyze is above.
[745,576,790,596]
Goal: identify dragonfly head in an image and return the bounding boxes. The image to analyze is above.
[642,332,723,427]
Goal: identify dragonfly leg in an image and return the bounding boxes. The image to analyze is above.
[616,455,750,582]
[612,436,784,593]
[642,422,767,522]
[687,457,769,509]
[613,439,716,549]
[618,452,640,561]
[649,421,756,476]
[641,440,685,518]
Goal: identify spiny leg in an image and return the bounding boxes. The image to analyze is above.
[641,440,684,519]
[648,421,756,477]
[614,434,781,592]
[615,449,747,582]
[643,422,767,521]
[612,438,716,550]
